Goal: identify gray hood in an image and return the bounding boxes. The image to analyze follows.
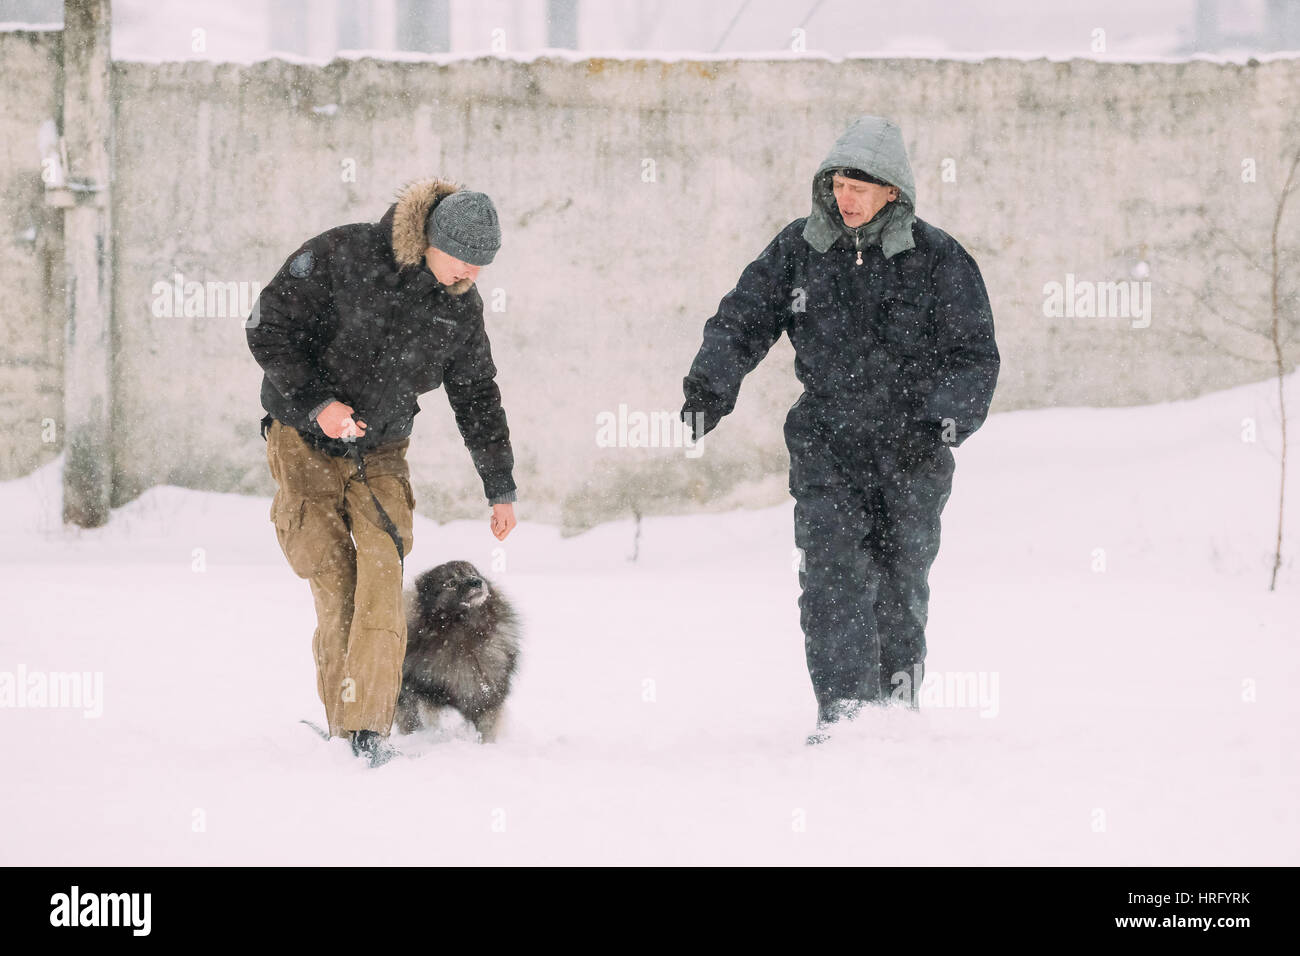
[802,115,917,259]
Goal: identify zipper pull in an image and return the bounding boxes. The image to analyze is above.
[856,250,863,266]
[854,228,864,266]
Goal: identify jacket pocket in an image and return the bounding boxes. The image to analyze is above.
[880,288,936,353]
[273,495,332,579]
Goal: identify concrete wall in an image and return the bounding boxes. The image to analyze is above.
[3,33,1299,532]
[0,30,64,483]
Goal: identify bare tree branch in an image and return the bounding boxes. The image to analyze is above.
[1197,207,1270,273]
[1167,325,1272,365]
[1161,275,1264,335]
[1267,146,1300,590]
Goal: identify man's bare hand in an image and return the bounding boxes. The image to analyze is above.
[317,401,367,439]
[490,503,516,541]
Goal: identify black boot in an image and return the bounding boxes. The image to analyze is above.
[806,698,867,745]
[350,729,397,768]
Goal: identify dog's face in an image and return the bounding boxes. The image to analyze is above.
[414,561,492,622]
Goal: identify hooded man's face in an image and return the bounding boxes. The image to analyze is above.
[424,245,481,295]
[832,173,900,229]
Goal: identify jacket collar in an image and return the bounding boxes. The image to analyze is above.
[371,176,457,287]
[386,177,463,269]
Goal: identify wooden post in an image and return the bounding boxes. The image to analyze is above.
[57,0,114,527]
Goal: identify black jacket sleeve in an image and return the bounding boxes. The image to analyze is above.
[246,236,338,426]
[443,295,517,502]
[681,224,794,439]
[920,239,1000,446]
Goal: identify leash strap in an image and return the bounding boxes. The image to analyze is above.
[260,414,405,571]
[347,443,405,573]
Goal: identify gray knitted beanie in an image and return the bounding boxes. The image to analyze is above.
[425,190,501,266]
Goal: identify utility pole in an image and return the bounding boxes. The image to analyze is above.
[50,0,114,527]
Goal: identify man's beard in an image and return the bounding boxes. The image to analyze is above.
[443,277,474,296]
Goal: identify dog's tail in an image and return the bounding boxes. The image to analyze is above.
[300,719,331,741]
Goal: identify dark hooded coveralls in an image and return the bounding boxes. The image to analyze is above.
[682,117,999,718]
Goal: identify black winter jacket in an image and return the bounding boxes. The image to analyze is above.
[246,178,517,503]
[682,216,1000,471]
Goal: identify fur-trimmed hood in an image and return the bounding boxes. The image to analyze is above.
[388,177,462,269]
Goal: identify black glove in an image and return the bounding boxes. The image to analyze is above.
[680,405,720,443]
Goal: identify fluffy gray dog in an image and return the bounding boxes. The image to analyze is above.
[394,560,521,742]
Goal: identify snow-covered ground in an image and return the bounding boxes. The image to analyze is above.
[3,374,1298,865]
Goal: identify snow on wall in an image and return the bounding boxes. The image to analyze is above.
[3,32,1299,529]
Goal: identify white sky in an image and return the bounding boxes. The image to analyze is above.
[2,0,1290,61]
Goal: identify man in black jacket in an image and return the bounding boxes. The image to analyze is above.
[247,178,517,765]
[681,116,1000,743]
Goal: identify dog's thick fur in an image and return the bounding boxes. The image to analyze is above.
[394,561,521,742]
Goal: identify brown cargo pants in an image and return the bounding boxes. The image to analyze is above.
[264,418,414,738]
